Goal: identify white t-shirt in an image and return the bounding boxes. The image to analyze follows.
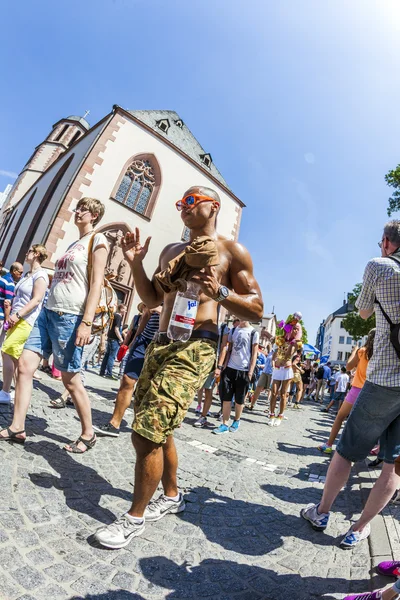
[12,270,49,326]
[47,232,108,316]
[227,326,259,371]
[336,373,349,393]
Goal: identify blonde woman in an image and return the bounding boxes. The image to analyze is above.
[0,245,49,404]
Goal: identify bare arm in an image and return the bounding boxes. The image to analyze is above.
[191,243,263,321]
[346,346,360,371]
[114,323,124,344]
[248,344,258,379]
[121,228,164,308]
[8,278,47,325]
[360,308,374,320]
[76,244,108,347]
[129,309,151,347]
[3,299,11,321]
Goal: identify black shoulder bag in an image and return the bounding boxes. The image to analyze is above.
[375,255,400,359]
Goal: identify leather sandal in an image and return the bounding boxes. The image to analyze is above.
[49,397,74,409]
[0,427,26,444]
[64,434,96,454]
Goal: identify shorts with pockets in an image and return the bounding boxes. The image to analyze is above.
[336,380,400,464]
[257,372,272,390]
[133,338,216,444]
[24,307,83,372]
[219,366,250,405]
[2,319,33,360]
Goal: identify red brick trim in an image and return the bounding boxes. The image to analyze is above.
[43,114,126,267]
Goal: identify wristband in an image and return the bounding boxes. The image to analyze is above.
[217,365,224,370]
[16,312,22,320]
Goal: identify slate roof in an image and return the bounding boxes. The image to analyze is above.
[128,110,229,189]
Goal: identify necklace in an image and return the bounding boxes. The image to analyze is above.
[79,230,94,240]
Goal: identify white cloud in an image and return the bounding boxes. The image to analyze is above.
[0,169,17,179]
[304,152,315,164]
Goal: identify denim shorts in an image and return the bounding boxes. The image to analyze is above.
[24,307,83,373]
[337,380,400,464]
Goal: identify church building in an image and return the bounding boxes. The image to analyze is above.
[0,105,244,317]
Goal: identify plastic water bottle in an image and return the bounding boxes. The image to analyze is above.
[167,282,200,342]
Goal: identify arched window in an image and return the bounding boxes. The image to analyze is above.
[114,158,158,217]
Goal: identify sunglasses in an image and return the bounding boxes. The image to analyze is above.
[73,208,90,216]
[175,194,220,211]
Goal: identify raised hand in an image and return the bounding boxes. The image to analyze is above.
[121,228,151,264]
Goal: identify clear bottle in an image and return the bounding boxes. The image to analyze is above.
[167,281,200,342]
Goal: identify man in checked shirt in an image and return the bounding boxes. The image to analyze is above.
[301,220,400,549]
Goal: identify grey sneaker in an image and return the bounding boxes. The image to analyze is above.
[144,493,185,522]
[193,416,208,428]
[94,514,145,549]
[93,423,120,437]
[300,503,330,531]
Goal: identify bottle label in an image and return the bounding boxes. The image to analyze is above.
[170,297,198,329]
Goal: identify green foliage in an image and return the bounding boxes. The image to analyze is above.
[385,164,400,216]
[341,283,376,341]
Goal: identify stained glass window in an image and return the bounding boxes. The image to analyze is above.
[114,159,156,215]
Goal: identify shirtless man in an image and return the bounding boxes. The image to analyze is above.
[95,185,263,549]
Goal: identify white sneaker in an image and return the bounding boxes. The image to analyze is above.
[94,513,145,549]
[0,390,11,404]
[340,523,371,548]
[144,493,186,522]
[267,416,275,426]
[274,416,284,427]
[193,416,208,428]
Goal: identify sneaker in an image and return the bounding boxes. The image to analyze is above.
[214,410,222,419]
[94,513,145,549]
[274,415,284,427]
[343,592,383,599]
[144,493,185,522]
[93,423,120,437]
[0,390,11,404]
[229,420,240,432]
[193,416,208,428]
[377,560,400,577]
[318,443,333,455]
[391,489,400,505]
[267,416,275,426]
[195,404,202,414]
[340,523,371,548]
[300,503,330,531]
[212,424,229,435]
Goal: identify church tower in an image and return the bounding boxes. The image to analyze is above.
[3,114,90,211]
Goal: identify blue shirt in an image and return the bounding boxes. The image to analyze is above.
[322,365,332,380]
[0,272,15,320]
[263,351,274,375]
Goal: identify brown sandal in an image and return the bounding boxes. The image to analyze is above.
[64,434,96,454]
[0,427,26,445]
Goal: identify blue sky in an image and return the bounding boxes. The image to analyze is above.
[1,0,400,340]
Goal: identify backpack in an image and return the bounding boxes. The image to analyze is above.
[316,366,325,380]
[375,255,400,360]
[87,234,118,335]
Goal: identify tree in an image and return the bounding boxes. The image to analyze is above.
[385,164,400,216]
[341,283,375,341]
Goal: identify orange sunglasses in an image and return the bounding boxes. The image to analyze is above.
[175,194,220,211]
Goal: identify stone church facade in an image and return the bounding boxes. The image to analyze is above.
[0,105,244,318]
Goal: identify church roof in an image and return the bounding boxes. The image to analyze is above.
[128,110,229,189]
[66,115,90,130]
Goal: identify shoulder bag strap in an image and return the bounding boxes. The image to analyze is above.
[87,233,96,289]
[375,297,394,327]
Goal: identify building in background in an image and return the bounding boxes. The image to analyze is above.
[0,106,244,319]
[0,184,12,210]
[225,312,276,345]
[320,298,366,366]
[315,321,325,353]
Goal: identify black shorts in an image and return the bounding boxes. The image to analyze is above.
[219,366,250,405]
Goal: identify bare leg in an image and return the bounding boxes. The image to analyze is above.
[269,381,281,415]
[0,349,41,438]
[353,462,400,531]
[196,389,203,406]
[319,452,352,513]
[61,388,70,402]
[250,384,263,407]
[234,403,244,421]
[326,401,352,446]
[109,375,136,429]
[295,381,303,404]
[279,380,292,414]
[128,432,164,518]
[1,352,16,393]
[222,399,232,425]
[201,389,213,418]
[161,435,179,497]
[62,371,94,451]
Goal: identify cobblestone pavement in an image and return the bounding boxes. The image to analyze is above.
[0,371,375,600]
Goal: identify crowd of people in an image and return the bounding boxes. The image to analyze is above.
[1,191,400,599]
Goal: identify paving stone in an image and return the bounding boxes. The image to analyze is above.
[26,547,55,565]
[44,562,79,582]
[112,570,137,590]
[12,565,46,589]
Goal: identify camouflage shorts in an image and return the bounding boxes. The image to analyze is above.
[132,338,216,444]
